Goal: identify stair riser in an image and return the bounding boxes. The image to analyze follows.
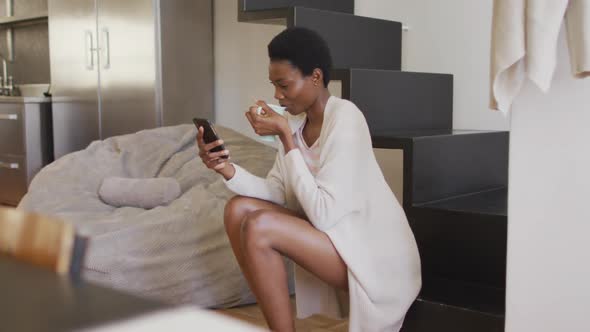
[291,8,401,70]
[239,0,354,14]
[411,132,508,204]
[409,207,507,288]
[334,69,453,132]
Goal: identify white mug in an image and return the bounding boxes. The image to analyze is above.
[256,104,286,142]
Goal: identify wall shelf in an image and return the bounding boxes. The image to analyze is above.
[0,12,48,27]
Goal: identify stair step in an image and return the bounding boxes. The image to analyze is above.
[373,129,483,144]
[371,130,508,309]
[372,130,509,206]
[415,187,507,217]
[239,7,402,70]
[418,276,505,317]
[239,0,353,14]
[408,196,507,300]
[401,299,504,332]
[333,69,453,132]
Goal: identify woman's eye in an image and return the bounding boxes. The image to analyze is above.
[270,81,288,89]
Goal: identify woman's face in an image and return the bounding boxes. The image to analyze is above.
[268,60,321,115]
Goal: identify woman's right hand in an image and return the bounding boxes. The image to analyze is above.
[196,127,233,177]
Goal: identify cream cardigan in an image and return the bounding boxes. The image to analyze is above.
[224,96,421,331]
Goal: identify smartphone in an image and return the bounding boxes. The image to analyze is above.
[193,118,228,158]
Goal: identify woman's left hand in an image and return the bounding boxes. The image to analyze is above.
[245,100,289,138]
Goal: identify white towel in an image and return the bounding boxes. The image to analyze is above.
[566,0,590,78]
[524,0,570,92]
[489,0,527,113]
[490,0,590,113]
[98,177,181,209]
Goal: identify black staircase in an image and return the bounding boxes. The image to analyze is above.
[238,1,508,331]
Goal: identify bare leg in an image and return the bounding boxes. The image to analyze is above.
[224,196,348,332]
[224,196,301,291]
[224,196,298,330]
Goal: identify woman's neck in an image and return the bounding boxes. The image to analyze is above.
[305,88,331,128]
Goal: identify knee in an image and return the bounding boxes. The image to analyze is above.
[224,196,250,231]
[241,210,275,251]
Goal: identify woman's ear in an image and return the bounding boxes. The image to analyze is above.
[312,68,323,86]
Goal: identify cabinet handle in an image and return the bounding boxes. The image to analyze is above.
[101,28,110,70]
[85,30,95,70]
[0,114,17,120]
[0,161,19,169]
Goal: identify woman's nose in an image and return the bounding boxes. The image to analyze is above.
[274,88,285,100]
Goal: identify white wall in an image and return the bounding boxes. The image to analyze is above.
[213,0,284,138]
[506,28,590,332]
[214,0,509,134]
[355,0,508,130]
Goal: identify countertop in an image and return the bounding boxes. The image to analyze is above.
[0,96,52,103]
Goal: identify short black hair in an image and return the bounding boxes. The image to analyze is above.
[268,27,332,87]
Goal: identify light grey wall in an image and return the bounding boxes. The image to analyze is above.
[0,0,50,84]
[355,0,508,131]
[213,0,284,139]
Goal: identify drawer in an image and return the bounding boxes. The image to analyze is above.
[0,104,25,155]
[0,155,27,206]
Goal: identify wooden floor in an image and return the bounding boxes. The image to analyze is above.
[214,298,349,332]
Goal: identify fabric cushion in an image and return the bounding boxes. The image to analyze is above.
[98,177,181,209]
